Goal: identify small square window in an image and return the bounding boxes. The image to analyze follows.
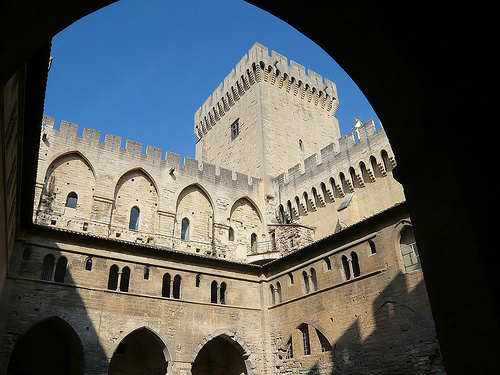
[230,119,239,141]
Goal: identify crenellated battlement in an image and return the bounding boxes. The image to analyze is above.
[41,115,262,188]
[194,42,339,139]
[275,119,393,191]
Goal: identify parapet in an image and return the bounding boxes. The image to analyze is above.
[41,115,262,189]
[194,42,339,139]
[275,119,391,189]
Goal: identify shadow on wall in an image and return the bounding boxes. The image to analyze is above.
[334,273,444,374]
[1,244,170,375]
[281,272,444,375]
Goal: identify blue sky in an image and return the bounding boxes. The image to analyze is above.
[44,0,380,160]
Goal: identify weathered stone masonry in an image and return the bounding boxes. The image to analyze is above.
[0,42,444,375]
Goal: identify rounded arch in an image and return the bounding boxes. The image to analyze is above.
[108,326,171,375]
[7,315,84,375]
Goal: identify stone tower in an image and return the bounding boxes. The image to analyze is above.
[194,43,341,186]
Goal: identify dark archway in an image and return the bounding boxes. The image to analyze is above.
[7,316,84,375]
[192,336,248,375]
[108,327,169,375]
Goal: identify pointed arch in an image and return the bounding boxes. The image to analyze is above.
[7,316,84,375]
[109,326,171,375]
[192,331,253,375]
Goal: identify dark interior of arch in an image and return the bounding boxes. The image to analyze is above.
[192,336,247,375]
[108,328,168,375]
[7,316,84,375]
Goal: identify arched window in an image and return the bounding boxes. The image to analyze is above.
[324,257,332,271]
[341,255,351,280]
[211,280,218,303]
[320,182,329,203]
[181,218,190,241]
[295,196,301,216]
[351,251,361,277]
[400,227,421,272]
[85,257,93,271]
[54,256,68,283]
[162,273,171,297]
[173,274,181,299]
[315,328,333,352]
[108,265,119,290]
[360,161,370,183]
[310,268,318,291]
[250,233,257,253]
[278,204,285,223]
[349,167,360,188]
[370,156,381,178]
[129,206,140,230]
[144,267,150,280]
[285,338,293,359]
[287,200,293,222]
[22,247,31,261]
[41,254,55,281]
[220,282,227,304]
[120,266,130,292]
[276,282,282,303]
[302,271,310,294]
[65,192,78,208]
[228,227,234,241]
[298,324,311,355]
[312,187,320,207]
[381,149,392,172]
[368,240,377,254]
[196,274,201,287]
[270,284,275,305]
[288,272,294,285]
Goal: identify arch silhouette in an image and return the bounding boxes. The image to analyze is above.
[7,315,84,375]
[109,326,171,375]
[192,331,252,375]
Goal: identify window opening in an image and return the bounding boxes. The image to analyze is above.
[211,280,218,303]
[310,268,318,291]
[324,257,332,271]
[369,240,377,254]
[220,282,227,304]
[276,282,282,303]
[400,227,421,272]
[120,266,130,292]
[172,274,181,299]
[351,252,361,277]
[299,324,311,355]
[285,338,293,359]
[162,273,171,297]
[108,265,119,290]
[288,272,294,285]
[54,256,68,283]
[41,254,55,281]
[270,285,275,305]
[22,248,31,261]
[250,233,257,253]
[341,255,351,280]
[144,267,150,280]
[85,257,93,271]
[230,118,240,140]
[302,271,310,294]
[316,329,332,352]
[181,218,190,241]
[65,192,77,208]
[228,227,234,241]
[129,206,140,230]
[196,274,201,287]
